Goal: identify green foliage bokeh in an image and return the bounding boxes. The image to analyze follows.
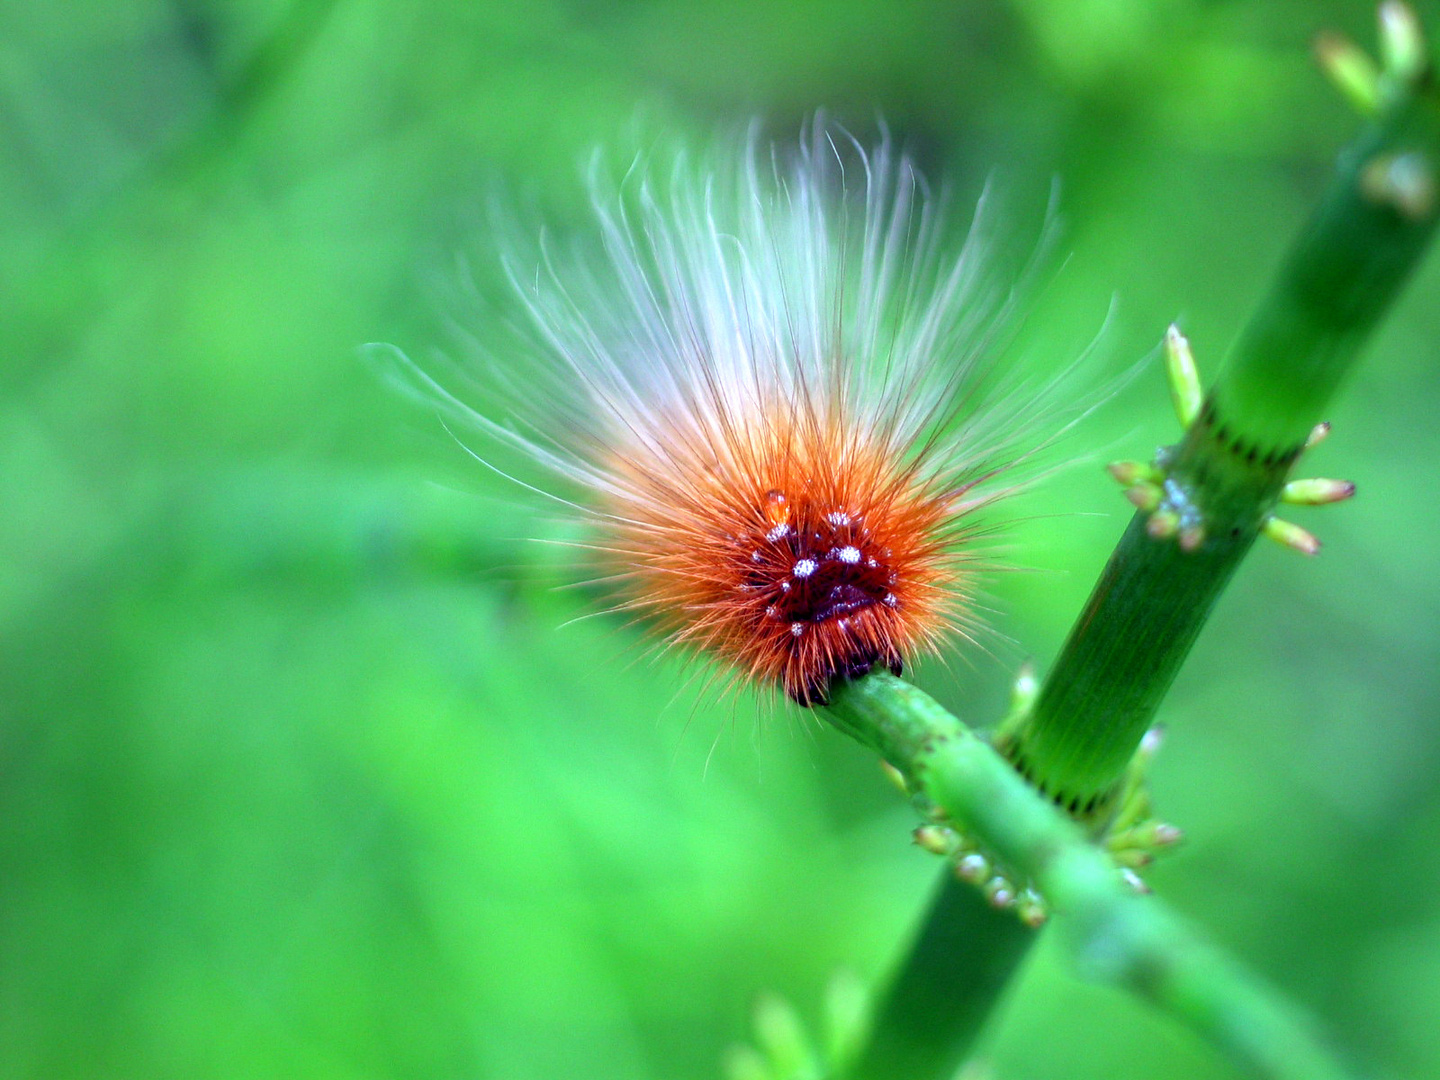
[3,2,1438,1078]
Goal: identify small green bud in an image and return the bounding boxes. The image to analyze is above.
[1125,481,1163,512]
[1010,660,1038,715]
[913,824,958,856]
[1361,152,1437,222]
[1113,847,1154,869]
[1315,31,1382,113]
[1120,868,1151,895]
[1164,324,1203,429]
[1282,477,1356,505]
[823,970,868,1067]
[1017,887,1049,928]
[1107,460,1161,487]
[1264,516,1321,555]
[1379,1,1427,84]
[753,993,813,1078]
[984,876,1017,909]
[879,759,908,795]
[1178,524,1206,553]
[1151,822,1184,847]
[1146,508,1180,539]
[1306,421,1332,450]
[1112,818,1183,853]
[956,852,990,884]
[724,1045,771,1080]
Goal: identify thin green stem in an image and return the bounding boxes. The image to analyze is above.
[826,673,1356,1080]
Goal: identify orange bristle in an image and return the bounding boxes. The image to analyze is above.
[393,121,1055,708]
[599,409,979,706]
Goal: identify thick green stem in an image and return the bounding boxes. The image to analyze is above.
[1217,86,1440,452]
[836,18,1440,1080]
[1003,410,1290,812]
[841,875,1032,1080]
[1007,53,1440,813]
[826,674,1356,1080]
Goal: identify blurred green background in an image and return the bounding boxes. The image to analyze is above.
[4,1,1439,1078]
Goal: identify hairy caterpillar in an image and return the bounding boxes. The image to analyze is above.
[398,123,1072,706]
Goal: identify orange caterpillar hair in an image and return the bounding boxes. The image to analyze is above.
[410,124,1046,706]
[602,406,975,706]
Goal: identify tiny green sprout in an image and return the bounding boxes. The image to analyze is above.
[1102,724,1184,884]
[1124,481,1163,512]
[878,759,908,795]
[993,662,1043,769]
[1263,516,1323,555]
[1379,0,1427,84]
[1110,820,1186,859]
[913,824,959,857]
[1016,887,1049,929]
[1151,822,1184,847]
[1361,151,1437,221]
[955,852,990,884]
[910,800,1051,925]
[1164,324,1203,429]
[1316,30,1383,113]
[1319,2,1429,115]
[1112,847,1154,870]
[1146,508,1180,540]
[1107,326,1213,551]
[753,992,817,1080]
[1123,321,1357,557]
[1120,868,1151,895]
[720,1042,777,1080]
[822,970,869,1069]
[983,875,1017,909]
[1009,659,1039,718]
[723,1044,771,1080]
[994,659,1040,746]
[1106,460,1162,487]
[1282,477,1358,505]
[1178,524,1206,553]
[1260,424,1357,553]
[727,976,867,1080]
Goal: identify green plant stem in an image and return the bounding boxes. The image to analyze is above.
[1008,70,1440,813]
[841,874,1032,1080]
[1003,422,1287,814]
[1217,88,1440,453]
[825,673,1356,1080]
[840,26,1440,1080]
